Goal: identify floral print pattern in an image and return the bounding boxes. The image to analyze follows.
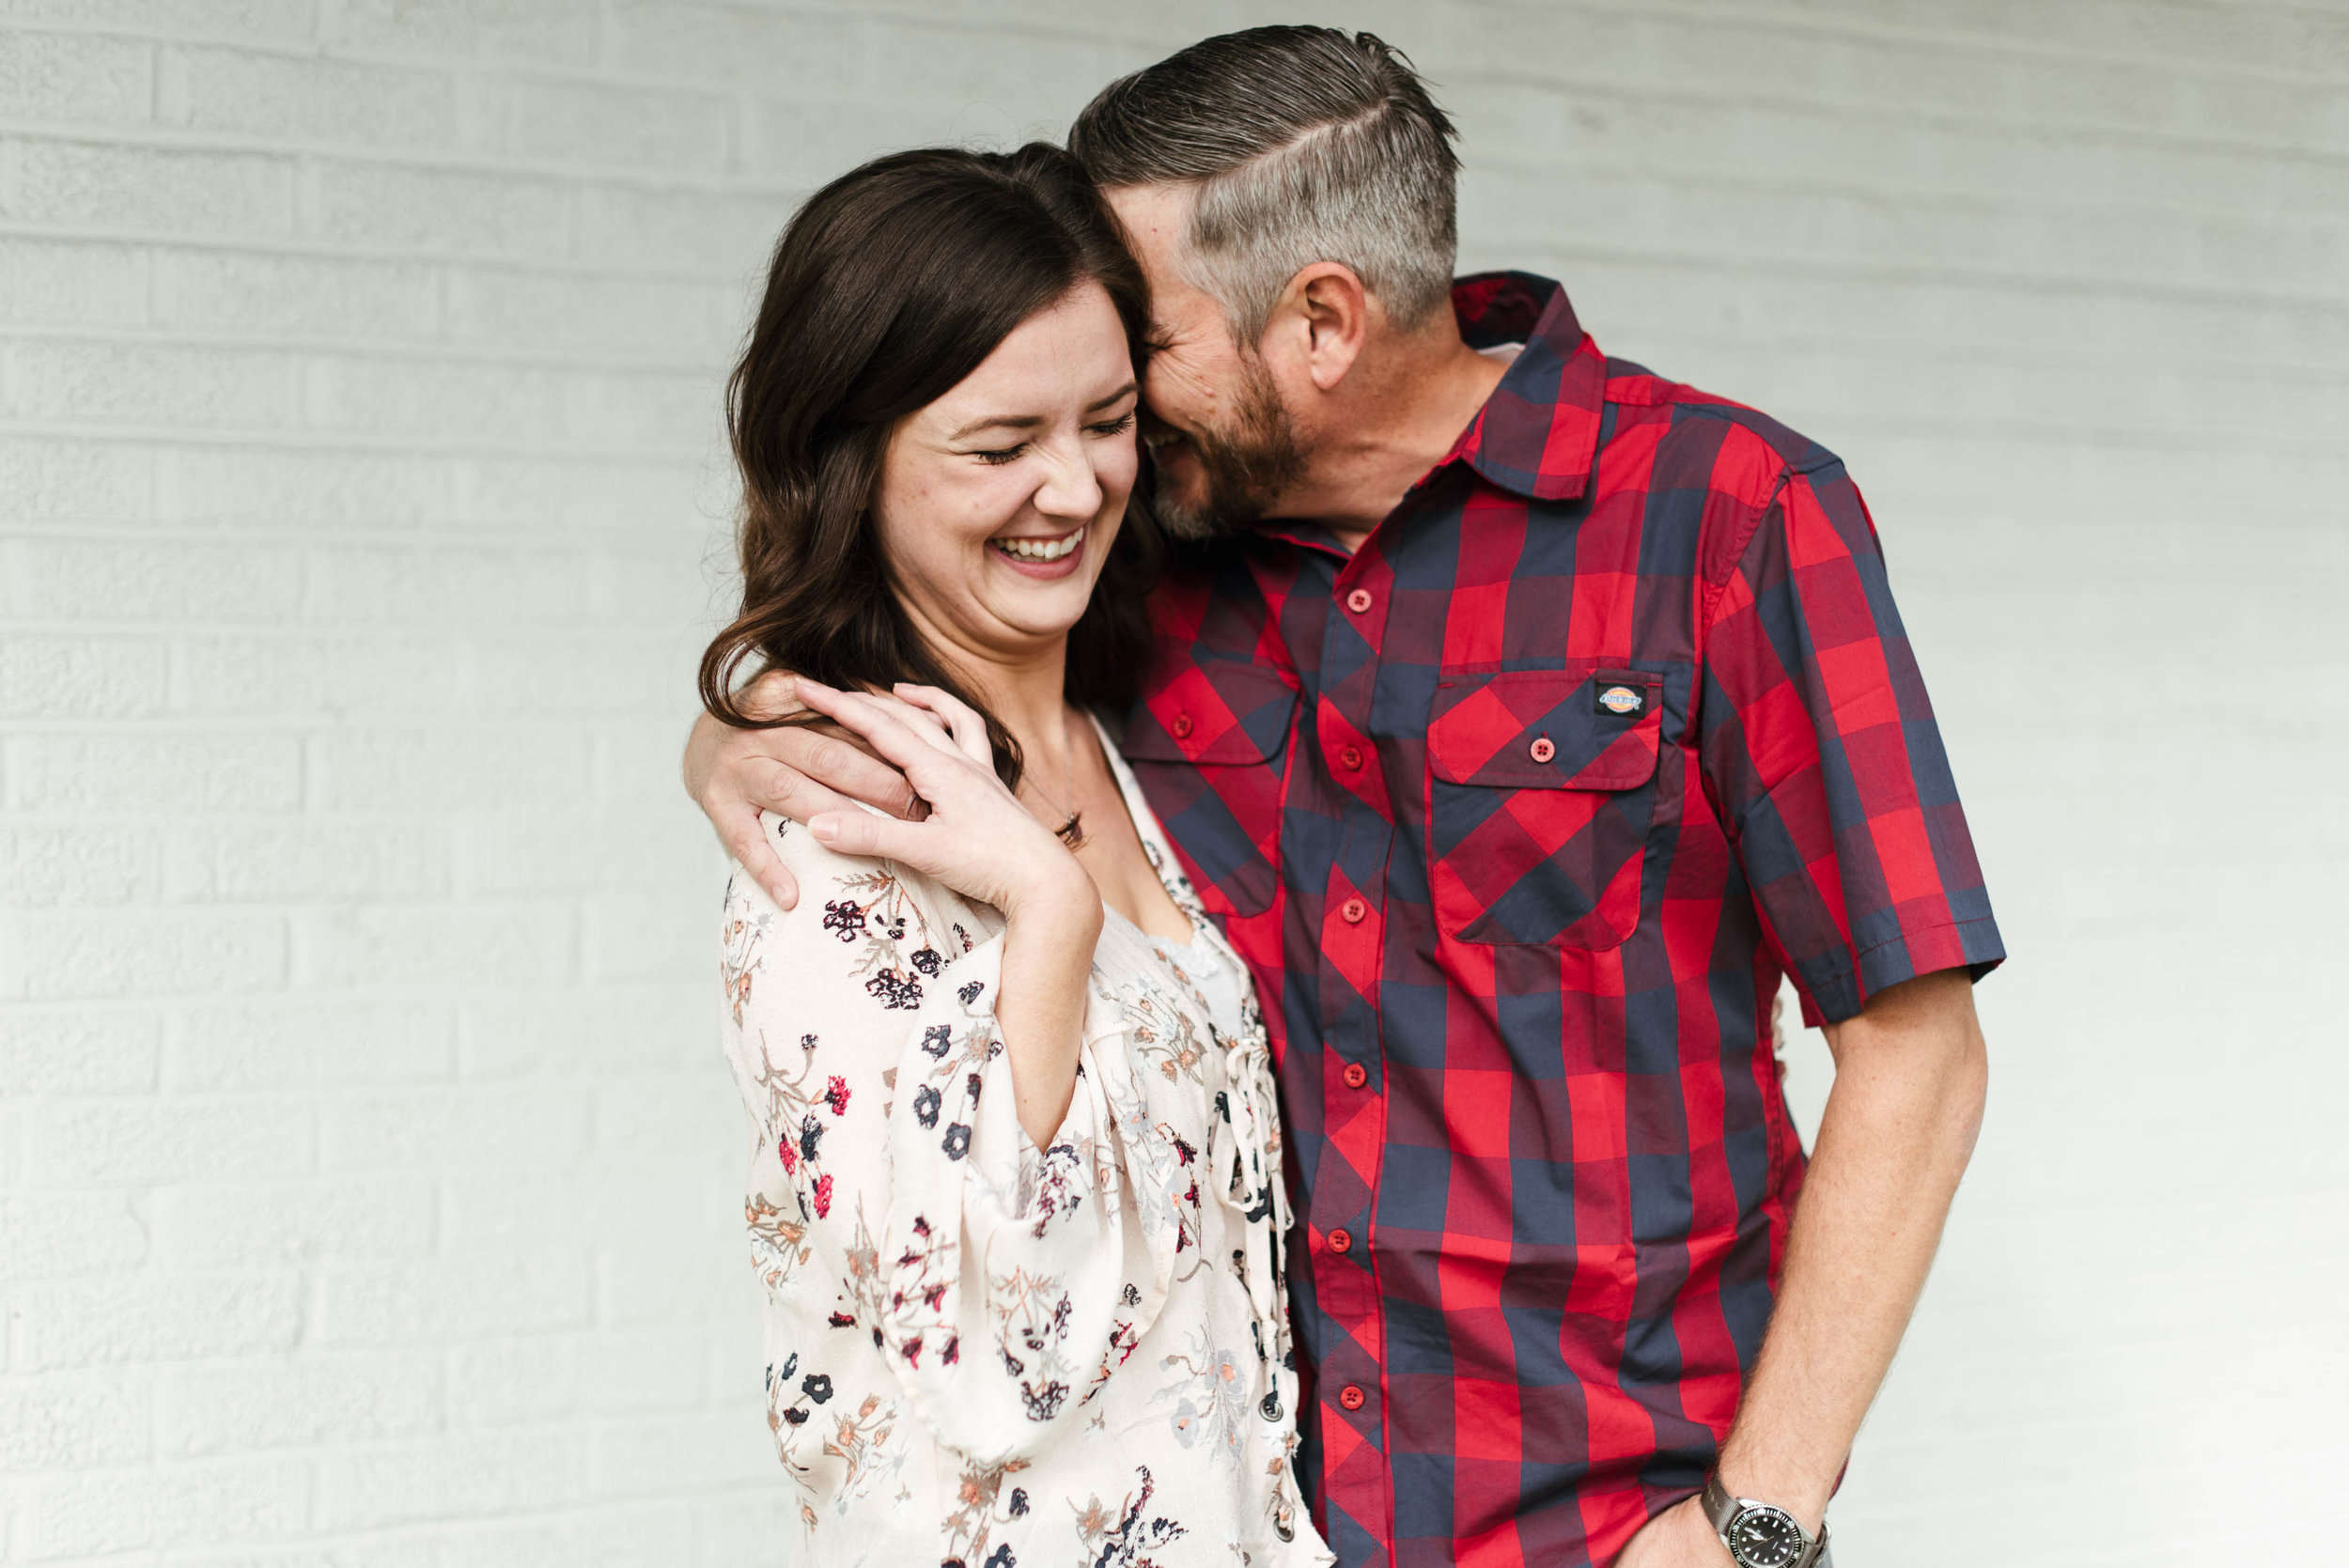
[718,720,1330,1565]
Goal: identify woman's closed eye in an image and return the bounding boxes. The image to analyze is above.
[970,411,1133,466]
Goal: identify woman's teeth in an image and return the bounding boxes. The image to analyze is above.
[992,527,1085,562]
[1143,430,1183,450]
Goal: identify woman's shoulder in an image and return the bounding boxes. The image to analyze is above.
[735,810,990,953]
[725,812,1001,1029]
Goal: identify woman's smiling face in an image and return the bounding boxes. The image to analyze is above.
[871,281,1141,668]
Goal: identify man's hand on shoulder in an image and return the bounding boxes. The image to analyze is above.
[683,669,926,910]
[1612,1496,1730,1567]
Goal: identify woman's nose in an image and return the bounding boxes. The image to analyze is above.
[1032,442,1104,520]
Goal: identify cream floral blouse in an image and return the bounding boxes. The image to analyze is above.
[717,725,1330,1567]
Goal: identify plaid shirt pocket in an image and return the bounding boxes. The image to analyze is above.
[1126,659,1300,919]
[1426,667,1663,948]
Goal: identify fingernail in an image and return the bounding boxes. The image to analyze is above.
[809,817,838,843]
[769,885,795,908]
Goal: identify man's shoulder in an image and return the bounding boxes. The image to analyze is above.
[1150,539,1278,643]
[1599,355,1845,506]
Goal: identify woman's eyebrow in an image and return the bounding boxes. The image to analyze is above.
[946,413,1043,440]
[945,382,1138,442]
[1086,380,1139,412]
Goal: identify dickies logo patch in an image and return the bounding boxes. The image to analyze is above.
[1597,684,1644,716]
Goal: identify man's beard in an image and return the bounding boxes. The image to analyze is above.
[1153,352,1304,542]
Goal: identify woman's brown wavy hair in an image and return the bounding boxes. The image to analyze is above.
[699,143,1163,795]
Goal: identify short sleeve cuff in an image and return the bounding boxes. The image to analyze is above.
[1792,914,2006,1025]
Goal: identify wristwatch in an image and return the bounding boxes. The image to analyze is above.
[1700,1471,1829,1568]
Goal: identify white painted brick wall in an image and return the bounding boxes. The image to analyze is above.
[0,3,2341,1564]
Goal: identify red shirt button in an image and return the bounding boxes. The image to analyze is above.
[1340,896,1367,924]
[1171,713,1192,738]
[1342,1062,1368,1089]
[1338,1384,1366,1411]
[1530,736,1556,763]
[1339,745,1362,770]
[1346,588,1373,614]
[1327,1228,1352,1254]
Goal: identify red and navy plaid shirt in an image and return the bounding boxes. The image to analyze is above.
[1119,273,2003,1568]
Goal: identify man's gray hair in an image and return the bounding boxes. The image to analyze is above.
[1068,27,1461,342]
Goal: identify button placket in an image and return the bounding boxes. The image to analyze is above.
[1311,550,1394,1543]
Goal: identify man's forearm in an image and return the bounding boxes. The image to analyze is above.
[1718,968,1989,1527]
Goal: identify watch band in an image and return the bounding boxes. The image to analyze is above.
[1700,1471,1829,1568]
[1698,1471,1739,1535]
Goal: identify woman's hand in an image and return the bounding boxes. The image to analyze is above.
[792,679,1092,922]
[796,678,1100,1147]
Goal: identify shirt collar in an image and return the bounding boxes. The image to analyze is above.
[1445,272,1607,503]
[1247,272,1608,558]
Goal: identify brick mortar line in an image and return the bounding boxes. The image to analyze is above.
[1595,333,2349,383]
[1461,154,2349,246]
[0,991,702,1010]
[1456,0,2349,90]
[10,48,2349,179]
[693,0,2349,96]
[0,323,730,377]
[0,427,702,465]
[0,218,773,287]
[17,310,2349,382]
[0,501,2266,540]
[13,144,2349,285]
[0,537,724,558]
[0,419,716,460]
[0,619,707,634]
[1560,266,2349,326]
[1,195,2327,307]
[1455,75,2349,176]
[6,407,2341,458]
[29,0,2349,99]
[0,718,659,735]
[1676,412,2349,456]
[0,528,719,550]
[1470,237,2349,316]
[8,94,2349,209]
[19,252,2349,360]
[14,318,2344,392]
[0,119,808,192]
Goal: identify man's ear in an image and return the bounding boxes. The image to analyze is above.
[1268,262,1369,392]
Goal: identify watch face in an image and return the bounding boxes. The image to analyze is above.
[1726,1505,1806,1568]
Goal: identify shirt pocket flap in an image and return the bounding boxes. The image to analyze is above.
[1429,669,1662,790]
[1123,659,1300,766]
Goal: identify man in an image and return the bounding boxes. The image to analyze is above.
[687,28,1999,1568]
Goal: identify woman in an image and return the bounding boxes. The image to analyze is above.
[703,144,1328,1565]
